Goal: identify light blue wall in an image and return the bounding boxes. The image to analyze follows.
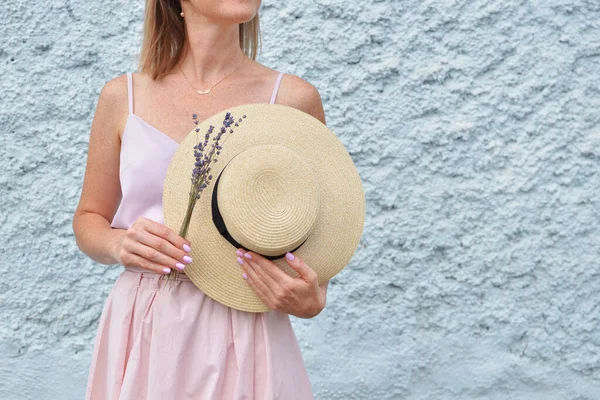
[1,0,600,399]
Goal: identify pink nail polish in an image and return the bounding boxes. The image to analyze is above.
[244,252,252,260]
[242,273,248,280]
[183,244,191,252]
[183,255,192,263]
[175,262,185,271]
[286,252,294,261]
[237,257,244,265]
[236,249,243,256]
[163,267,171,274]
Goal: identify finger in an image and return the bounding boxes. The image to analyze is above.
[245,257,286,296]
[238,255,278,303]
[130,222,191,272]
[122,251,173,275]
[244,273,275,310]
[241,250,295,286]
[284,251,318,284]
[140,217,192,255]
[241,263,275,309]
[127,238,178,270]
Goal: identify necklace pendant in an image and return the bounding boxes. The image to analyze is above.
[197,88,211,95]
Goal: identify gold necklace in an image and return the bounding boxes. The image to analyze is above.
[179,53,245,95]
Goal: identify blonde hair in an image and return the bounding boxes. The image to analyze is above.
[138,0,261,81]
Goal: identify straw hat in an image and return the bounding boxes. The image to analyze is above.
[162,103,365,312]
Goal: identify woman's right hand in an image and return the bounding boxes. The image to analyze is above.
[113,217,192,274]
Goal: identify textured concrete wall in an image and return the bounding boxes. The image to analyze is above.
[2,0,600,399]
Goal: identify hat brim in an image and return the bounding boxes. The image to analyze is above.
[163,103,365,312]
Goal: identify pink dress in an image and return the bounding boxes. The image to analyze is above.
[85,71,314,400]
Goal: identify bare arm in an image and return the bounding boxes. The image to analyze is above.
[72,75,128,265]
[72,74,193,274]
[276,73,330,302]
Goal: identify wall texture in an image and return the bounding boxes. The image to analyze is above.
[1,0,600,399]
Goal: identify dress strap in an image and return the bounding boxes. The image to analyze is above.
[126,72,133,115]
[269,71,285,104]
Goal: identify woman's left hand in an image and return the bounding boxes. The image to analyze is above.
[235,248,328,318]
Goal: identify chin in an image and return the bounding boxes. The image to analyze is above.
[191,0,261,24]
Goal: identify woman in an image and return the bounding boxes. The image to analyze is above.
[72,1,329,398]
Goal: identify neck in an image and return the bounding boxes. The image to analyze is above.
[177,16,246,85]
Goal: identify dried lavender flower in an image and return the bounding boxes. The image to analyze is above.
[166,109,247,282]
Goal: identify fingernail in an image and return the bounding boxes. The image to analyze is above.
[242,273,248,280]
[163,267,171,274]
[236,249,243,256]
[175,262,185,271]
[183,244,191,252]
[244,252,252,260]
[183,255,193,263]
[237,257,244,265]
[286,252,294,261]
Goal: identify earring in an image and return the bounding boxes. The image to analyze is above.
[180,11,184,17]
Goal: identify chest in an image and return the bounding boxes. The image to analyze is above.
[125,77,275,144]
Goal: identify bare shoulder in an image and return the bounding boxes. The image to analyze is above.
[96,73,129,139]
[99,73,128,111]
[276,73,326,125]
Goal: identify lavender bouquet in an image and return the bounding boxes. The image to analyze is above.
[162,111,247,287]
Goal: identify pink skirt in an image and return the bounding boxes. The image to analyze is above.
[85,268,314,400]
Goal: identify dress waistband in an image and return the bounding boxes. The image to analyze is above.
[123,267,193,281]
